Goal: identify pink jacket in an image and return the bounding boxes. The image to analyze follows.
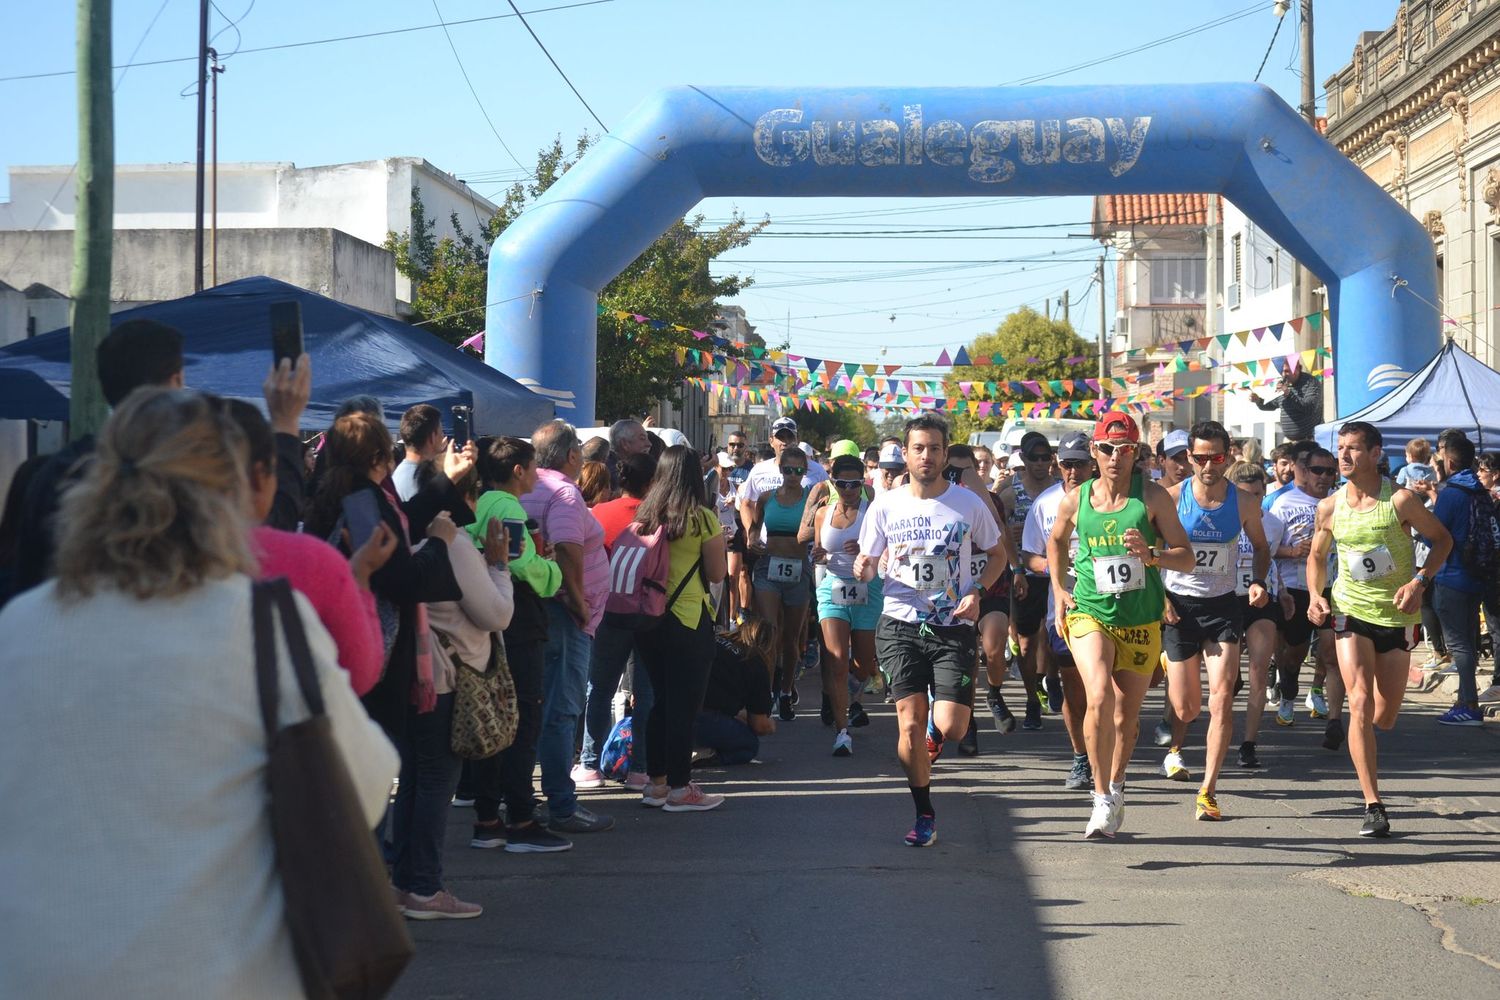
[252,526,384,696]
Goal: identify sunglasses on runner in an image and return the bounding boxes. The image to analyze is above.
[780,466,806,477]
[1093,442,1130,457]
[833,478,863,489]
[1308,465,1337,476]
[1025,450,1053,462]
[1190,452,1228,465]
[1060,459,1091,470]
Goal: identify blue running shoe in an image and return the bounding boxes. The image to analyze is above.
[905,814,937,847]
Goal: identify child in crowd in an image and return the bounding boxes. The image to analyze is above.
[1397,438,1437,495]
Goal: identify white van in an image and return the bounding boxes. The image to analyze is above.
[969,418,1095,454]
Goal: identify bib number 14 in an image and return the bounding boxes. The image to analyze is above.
[831,580,866,606]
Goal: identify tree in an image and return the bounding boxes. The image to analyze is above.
[942,306,1094,442]
[386,135,767,421]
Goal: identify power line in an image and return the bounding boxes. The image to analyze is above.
[504,0,607,132]
[431,0,531,175]
[1253,8,1287,82]
[999,1,1270,86]
[0,0,616,84]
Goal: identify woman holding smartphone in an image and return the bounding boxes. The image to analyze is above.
[749,448,814,720]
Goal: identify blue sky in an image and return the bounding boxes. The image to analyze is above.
[1,0,1398,366]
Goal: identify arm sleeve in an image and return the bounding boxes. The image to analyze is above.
[1253,395,1282,412]
[969,493,1001,551]
[265,432,306,532]
[287,590,399,827]
[367,510,463,607]
[403,472,477,542]
[310,548,385,697]
[1021,498,1047,558]
[449,538,514,632]
[857,497,888,558]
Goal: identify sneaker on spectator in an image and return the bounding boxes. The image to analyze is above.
[504,821,572,854]
[663,782,725,812]
[625,771,651,791]
[1437,704,1485,727]
[451,796,475,808]
[570,765,607,790]
[401,889,482,920]
[1421,652,1452,672]
[1477,684,1500,705]
[548,805,615,833]
[642,781,669,808]
[470,821,506,850]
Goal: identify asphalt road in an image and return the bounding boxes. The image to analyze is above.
[394,678,1500,1000]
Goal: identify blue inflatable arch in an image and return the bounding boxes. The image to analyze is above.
[487,84,1436,424]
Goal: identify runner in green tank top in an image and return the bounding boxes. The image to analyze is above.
[1307,421,1451,839]
[1047,412,1195,840]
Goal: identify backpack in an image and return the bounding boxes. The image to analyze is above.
[599,715,634,783]
[1461,486,1500,579]
[603,521,702,631]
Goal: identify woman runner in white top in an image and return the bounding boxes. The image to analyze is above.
[803,454,884,756]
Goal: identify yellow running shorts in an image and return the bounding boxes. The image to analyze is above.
[1062,614,1162,676]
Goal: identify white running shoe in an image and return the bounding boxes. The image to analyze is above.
[1084,792,1114,839]
[1304,687,1329,719]
[1105,791,1125,836]
[1160,748,1192,781]
[832,730,853,757]
[1477,684,1500,705]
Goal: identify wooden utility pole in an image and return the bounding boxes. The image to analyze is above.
[69,0,113,439]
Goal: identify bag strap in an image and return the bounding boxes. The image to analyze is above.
[252,581,280,739]
[271,579,327,718]
[666,554,703,610]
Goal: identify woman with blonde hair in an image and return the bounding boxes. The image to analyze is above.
[0,387,398,996]
[578,459,613,506]
[694,616,779,766]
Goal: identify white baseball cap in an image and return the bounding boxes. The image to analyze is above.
[878,442,905,470]
[1008,450,1026,470]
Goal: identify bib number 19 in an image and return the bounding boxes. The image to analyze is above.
[1095,554,1145,595]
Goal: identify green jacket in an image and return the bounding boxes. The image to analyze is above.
[469,489,562,599]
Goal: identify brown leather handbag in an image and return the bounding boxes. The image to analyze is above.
[253,579,413,999]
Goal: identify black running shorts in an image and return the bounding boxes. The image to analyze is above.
[1332,613,1422,655]
[1010,575,1049,635]
[876,616,977,706]
[1163,591,1244,662]
[1278,587,1331,648]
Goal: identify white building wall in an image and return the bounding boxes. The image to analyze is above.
[1218,199,1301,451]
[0,158,497,306]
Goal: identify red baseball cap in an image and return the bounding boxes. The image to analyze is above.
[1093,411,1140,443]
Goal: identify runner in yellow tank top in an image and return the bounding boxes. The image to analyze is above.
[1307,421,1451,839]
[1046,412,1196,840]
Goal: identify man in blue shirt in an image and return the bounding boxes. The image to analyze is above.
[1430,431,1494,726]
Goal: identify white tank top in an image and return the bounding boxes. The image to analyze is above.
[821,499,868,578]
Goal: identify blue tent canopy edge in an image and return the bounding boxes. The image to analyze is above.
[0,275,553,436]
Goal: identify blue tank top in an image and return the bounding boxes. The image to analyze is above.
[764,492,808,537]
[1162,481,1240,598]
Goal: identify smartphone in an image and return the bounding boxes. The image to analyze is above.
[452,405,471,447]
[269,301,303,367]
[943,466,963,485]
[503,518,527,559]
[341,489,382,551]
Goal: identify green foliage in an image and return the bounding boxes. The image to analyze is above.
[942,306,1094,442]
[386,135,766,421]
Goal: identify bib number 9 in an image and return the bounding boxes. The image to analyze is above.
[1346,546,1395,583]
[1095,554,1145,595]
[767,556,803,584]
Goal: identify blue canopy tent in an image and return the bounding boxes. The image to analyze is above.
[0,276,552,435]
[1314,339,1500,455]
